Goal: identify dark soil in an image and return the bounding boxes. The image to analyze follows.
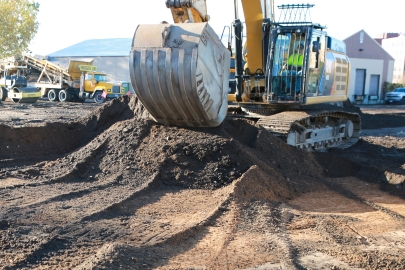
[0,96,404,270]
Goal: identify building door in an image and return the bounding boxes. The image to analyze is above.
[369,75,380,96]
[354,69,366,95]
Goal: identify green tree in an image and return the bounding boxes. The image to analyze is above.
[0,0,39,58]
[383,82,405,93]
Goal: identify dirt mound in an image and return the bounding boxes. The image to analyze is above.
[0,95,149,164]
[0,96,402,193]
[0,95,329,192]
[0,95,329,188]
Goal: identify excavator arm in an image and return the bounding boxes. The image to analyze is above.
[237,0,265,74]
[165,0,266,73]
[166,0,209,23]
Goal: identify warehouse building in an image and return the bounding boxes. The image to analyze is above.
[42,38,133,92]
[42,34,397,104]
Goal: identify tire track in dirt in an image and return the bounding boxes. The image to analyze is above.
[2,173,159,269]
[322,177,405,221]
[9,179,234,269]
[287,176,405,269]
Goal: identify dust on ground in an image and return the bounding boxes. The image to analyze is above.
[0,97,405,270]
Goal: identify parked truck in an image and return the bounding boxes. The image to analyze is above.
[23,55,129,103]
[0,57,41,103]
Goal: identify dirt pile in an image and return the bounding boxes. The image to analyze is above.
[0,96,338,192]
[0,96,148,164]
[1,96,405,269]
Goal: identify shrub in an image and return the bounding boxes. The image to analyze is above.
[383,82,405,93]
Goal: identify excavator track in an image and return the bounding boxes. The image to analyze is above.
[256,108,361,150]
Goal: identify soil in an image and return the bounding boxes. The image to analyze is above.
[0,97,405,270]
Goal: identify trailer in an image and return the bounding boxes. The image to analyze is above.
[23,55,129,103]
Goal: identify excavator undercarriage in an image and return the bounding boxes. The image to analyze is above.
[256,108,360,150]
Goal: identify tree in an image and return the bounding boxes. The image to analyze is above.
[0,0,39,58]
[383,82,405,93]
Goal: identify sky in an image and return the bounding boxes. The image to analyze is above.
[29,0,403,56]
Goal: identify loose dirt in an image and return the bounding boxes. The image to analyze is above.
[0,97,404,270]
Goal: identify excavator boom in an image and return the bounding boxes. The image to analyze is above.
[166,0,209,23]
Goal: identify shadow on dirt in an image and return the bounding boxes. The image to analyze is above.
[315,141,405,199]
[360,112,405,129]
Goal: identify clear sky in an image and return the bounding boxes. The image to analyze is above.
[29,0,403,56]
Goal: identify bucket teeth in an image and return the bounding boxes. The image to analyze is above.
[130,23,230,127]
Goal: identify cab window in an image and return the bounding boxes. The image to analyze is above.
[94,74,106,82]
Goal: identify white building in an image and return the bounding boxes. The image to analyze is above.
[344,30,394,104]
[45,38,133,92]
[381,34,405,84]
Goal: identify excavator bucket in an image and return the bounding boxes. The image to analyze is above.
[129,22,230,127]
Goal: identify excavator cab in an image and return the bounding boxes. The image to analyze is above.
[263,21,350,106]
[230,4,350,112]
[266,25,319,102]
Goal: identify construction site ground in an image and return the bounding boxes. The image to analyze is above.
[0,97,405,270]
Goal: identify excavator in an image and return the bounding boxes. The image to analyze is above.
[129,0,361,150]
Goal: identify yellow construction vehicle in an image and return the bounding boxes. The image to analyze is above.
[23,55,129,103]
[0,58,41,103]
[129,0,361,150]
